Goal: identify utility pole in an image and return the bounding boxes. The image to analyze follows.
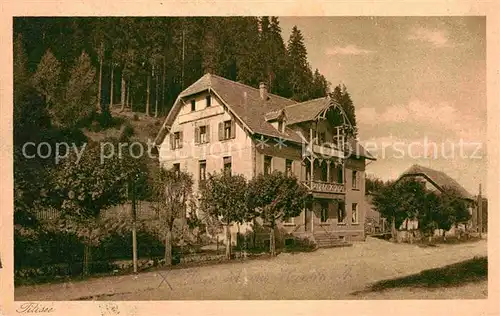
[478,183,483,238]
[131,176,138,273]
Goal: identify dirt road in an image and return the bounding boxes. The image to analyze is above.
[15,237,487,300]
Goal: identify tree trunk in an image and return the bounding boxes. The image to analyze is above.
[225,224,231,260]
[155,72,159,118]
[164,229,173,266]
[162,56,166,114]
[442,229,446,241]
[132,222,137,273]
[83,243,89,276]
[391,216,397,242]
[109,64,114,110]
[97,48,103,112]
[120,74,126,111]
[252,218,257,248]
[146,69,151,116]
[270,226,276,256]
[126,81,131,108]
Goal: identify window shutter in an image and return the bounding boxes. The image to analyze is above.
[179,132,183,148]
[170,134,174,150]
[218,122,223,140]
[194,127,200,144]
[230,120,236,139]
[206,125,210,142]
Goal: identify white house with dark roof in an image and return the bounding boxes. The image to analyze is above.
[155,73,375,247]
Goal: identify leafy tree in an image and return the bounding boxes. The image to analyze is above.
[49,141,132,274]
[372,179,425,240]
[247,171,310,256]
[433,187,471,240]
[31,49,62,108]
[365,175,386,194]
[152,167,193,266]
[200,172,248,259]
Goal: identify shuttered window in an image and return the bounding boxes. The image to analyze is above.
[195,125,210,144]
[219,120,236,140]
[171,132,183,149]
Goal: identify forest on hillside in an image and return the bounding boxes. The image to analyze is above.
[14,17,333,120]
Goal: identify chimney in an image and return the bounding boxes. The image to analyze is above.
[259,82,268,101]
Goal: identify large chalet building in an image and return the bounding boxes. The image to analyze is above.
[154,74,375,246]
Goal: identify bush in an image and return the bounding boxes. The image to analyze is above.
[119,123,134,140]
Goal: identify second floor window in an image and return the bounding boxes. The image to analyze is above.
[352,170,359,189]
[285,159,293,176]
[191,99,196,111]
[171,131,183,149]
[219,120,235,140]
[264,156,272,175]
[223,156,232,175]
[195,125,210,144]
[206,95,211,107]
[338,166,344,184]
[320,162,328,182]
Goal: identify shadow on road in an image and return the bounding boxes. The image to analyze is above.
[352,256,487,295]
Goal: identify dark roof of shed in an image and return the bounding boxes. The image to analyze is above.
[398,164,473,200]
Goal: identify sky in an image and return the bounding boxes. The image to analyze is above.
[280,17,487,196]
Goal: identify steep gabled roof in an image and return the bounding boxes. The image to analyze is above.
[155,73,374,160]
[155,73,301,144]
[397,164,473,200]
[285,97,330,125]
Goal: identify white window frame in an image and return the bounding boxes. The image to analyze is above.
[352,203,359,224]
[352,170,359,189]
[199,125,207,144]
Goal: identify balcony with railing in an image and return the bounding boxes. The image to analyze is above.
[302,180,345,194]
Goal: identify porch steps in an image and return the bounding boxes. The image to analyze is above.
[313,233,352,249]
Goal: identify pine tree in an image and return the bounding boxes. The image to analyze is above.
[286,26,313,101]
[331,84,358,136]
[311,68,329,99]
[31,49,62,108]
[55,51,97,127]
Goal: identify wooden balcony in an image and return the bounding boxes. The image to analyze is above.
[302,181,345,194]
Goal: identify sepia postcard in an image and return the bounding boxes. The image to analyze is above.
[0,1,499,316]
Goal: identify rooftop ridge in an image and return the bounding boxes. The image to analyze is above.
[209,73,297,104]
[284,96,329,109]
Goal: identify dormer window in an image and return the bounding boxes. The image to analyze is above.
[191,99,196,112]
[278,120,283,133]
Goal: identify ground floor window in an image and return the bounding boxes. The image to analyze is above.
[338,202,346,224]
[320,200,329,223]
[352,203,358,224]
[283,216,294,224]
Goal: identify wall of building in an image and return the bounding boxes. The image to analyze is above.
[158,91,255,188]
